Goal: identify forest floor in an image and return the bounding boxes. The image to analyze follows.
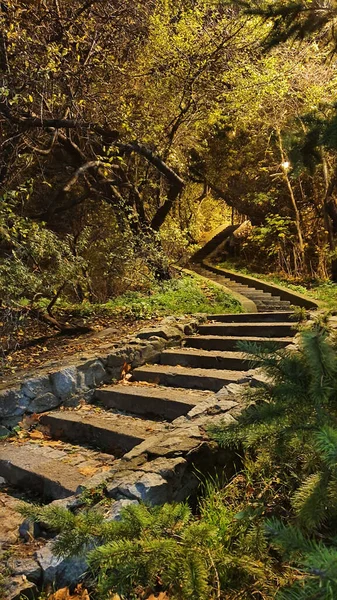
[1,274,241,386]
[0,313,158,387]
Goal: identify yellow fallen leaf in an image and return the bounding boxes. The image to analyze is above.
[78,465,99,477]
[29,430,45,439]
[48,584,90,599]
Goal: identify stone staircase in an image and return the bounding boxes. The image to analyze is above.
[192,263,292,312]
[0,310,296,502]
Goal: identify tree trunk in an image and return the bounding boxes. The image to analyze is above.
[276,128,305,272]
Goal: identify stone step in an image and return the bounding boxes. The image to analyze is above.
[231,288,273,298]
[207,312,295,323]
[0,440,115,500]
[198,322,295,337]
[184,335,293,351]
[132,364,248,391]
[193,266,292,312]
[40,410,163,456]
[95,384,214,420]
[160,348,250,370]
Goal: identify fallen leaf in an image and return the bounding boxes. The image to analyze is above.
[146,593,170,600]
[48,584,90,599]
[78,465,100,477]
[29,430,45,439]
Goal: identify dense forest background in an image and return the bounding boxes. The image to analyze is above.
[1,0,337,334]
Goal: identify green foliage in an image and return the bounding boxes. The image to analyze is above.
[61,274,241,320]
[24,490,278,599]
[266,518,337,599]
[245,1,337,54]
[0,195,85,305]
[210,323,337,597]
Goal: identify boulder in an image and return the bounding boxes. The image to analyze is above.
[137,457,187,480]
[8,557,42,584]
[137,325,183,341]
[27,392,60,414]
[51,367,78,398]
[35,540,88,588]
[117,472,170,505]
[6,575,38,600]
[0,388,29,418]
[105,498,139,521]
[0,425,10,437]
[21,376,52,400]
[77,359,107,389]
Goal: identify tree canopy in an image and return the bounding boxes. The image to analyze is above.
[1,0,337,317]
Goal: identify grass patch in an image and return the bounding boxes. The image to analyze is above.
[104,274,242,318]
[217,260,337,312]
[36,273,242,320]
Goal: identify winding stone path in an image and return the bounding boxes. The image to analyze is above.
[0,230,318,595]
[192,262,292,311]
[0,309,297,503]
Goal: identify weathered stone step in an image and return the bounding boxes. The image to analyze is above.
[0,441,115,500]
[207,312,295,323]
[95,384,214,420]
[198,322,295,337]
[231,288,273,298]
[160,348,250,371]
[40,410,164,456]
[132,364,248,391]
[184,335,293,351]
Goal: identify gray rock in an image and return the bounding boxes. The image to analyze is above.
[225,383,246,396]
[27,392,60,414]
[0,475,7,485]
[77,359,107,389]
[148,336,167,350]
[21,376,51,400]
[137,325,183,341]
[138,457,187,480]
[131,343,160,367]
[106,352,126,369]
[116,472,169,505]
[0,425,10,437]
[105,498,139,521]
[0,388,29,418]
[6,575,38,600]
[51,367,78,398]
[215,386,230,399]
[248,370,273,387]
[186,398,238,420]
[35,540,88,587]
[48,495,83,511]
[19,519,41,542]
[8,557,42,584]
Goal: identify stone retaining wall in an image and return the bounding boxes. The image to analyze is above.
[0,316,203,431]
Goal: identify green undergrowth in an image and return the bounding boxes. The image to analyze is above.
[216,260,337,312]
[33,273,242,320]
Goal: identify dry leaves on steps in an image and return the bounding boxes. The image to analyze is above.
[47,584,90,600]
